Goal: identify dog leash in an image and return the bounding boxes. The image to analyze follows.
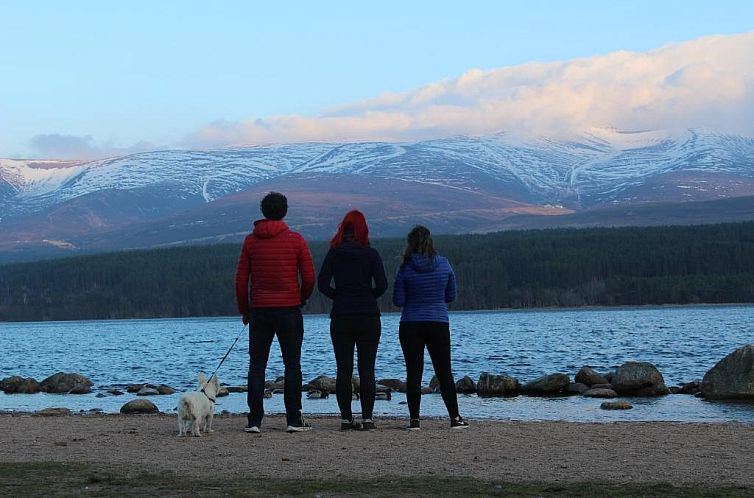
[206,323,248,386]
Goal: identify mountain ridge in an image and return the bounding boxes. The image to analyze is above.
[1,127,753,262]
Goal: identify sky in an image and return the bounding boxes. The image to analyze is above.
[1,1,753,159]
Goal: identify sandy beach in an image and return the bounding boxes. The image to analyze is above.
[2,412,753,487]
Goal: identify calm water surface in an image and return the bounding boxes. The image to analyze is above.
[1,305,753,422]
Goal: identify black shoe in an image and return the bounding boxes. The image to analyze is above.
[286,415,312,433]
[407,418,421,431]
[360,419,376,431]
[340,418,362,431]
[451,416,470,429]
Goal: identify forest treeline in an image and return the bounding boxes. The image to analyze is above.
[1,222,754,321]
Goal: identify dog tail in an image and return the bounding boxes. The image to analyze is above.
[178,397,195,419]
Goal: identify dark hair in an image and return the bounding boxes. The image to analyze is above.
[260,192,288,220]
[402,225,436,264]
[330,210,370,248]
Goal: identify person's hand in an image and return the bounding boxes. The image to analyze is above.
[242,313,250,325]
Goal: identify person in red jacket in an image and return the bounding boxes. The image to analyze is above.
[235,192,315,433]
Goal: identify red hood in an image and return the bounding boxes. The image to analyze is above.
[252,219,289,239]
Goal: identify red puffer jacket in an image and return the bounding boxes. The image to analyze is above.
[235,219,315,313]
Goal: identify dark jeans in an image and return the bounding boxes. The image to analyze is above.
[330,315,381,421]
[399,321,459,420]
[247,307,304,426]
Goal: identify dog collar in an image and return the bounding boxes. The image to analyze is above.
[200,388,216,403]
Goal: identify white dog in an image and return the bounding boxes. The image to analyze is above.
[177,372,219,437]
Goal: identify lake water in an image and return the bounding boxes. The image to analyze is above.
[2,305,754,423]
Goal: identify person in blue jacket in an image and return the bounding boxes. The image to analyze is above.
[318,210,388,431]
[393,225,469,430]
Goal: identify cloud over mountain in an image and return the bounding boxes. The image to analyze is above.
[185,32,754,147]
[30,134,157,160]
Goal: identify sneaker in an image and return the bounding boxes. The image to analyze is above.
[244,425,261,434]
[360,419,376,431]
[451,416,470,429]
[286,416,313,433]
[340,418,362,431]
[407,418,421,431]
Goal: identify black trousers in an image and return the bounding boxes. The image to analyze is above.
[330,315,381,420]
[399,321,459,420]
[247,307,304,426]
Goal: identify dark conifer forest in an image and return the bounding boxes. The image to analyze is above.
[1,222,753,321]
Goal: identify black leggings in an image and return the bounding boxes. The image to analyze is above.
[399,321,459,420]
[330,315,381,420]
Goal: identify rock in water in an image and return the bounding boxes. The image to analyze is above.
[306,389,328,399]
[575,367,609,387]
[701,344,754,400]
[678,381,701,395]
[611,362,669,396]
[136,387,160,396]
[377,379,407,392]
[40,372,93,394]
[429,375,440,393]
[600,401,633,410]
[308,375,336,393]
[522,373,570,395]
[0,376,42,394]
[566,382,589,395]
[156,384,176,395]
[120,399,159,414]
[477,373,520,397]
[583,388,618,398]
[455,375,477,393]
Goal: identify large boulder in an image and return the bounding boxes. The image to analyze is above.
[701,345,754,400]
[522,373,570,395]
[575,367,609,387]
[477,373,520,397]
[611,362,669,396]
[0,376,42,394]
[455,375,477,394]
[429,375,440,393]
[120,399,159,414]
[40,372,93,394]
[308,375,336,393]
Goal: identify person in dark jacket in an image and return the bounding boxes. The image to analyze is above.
[318,210,387,431]
[235,192,315,433]
[393,225,469,430]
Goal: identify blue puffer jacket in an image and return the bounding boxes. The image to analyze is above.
[393,253,457,323]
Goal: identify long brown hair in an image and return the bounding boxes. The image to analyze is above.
[402,225,436,264]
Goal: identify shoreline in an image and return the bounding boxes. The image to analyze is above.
[3,413,754,485]
[2,301,753,324]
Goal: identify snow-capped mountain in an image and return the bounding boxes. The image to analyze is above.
[1,128,753,260]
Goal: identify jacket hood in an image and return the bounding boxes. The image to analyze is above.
[409,253,438,273]
[252,219,289,239]
[332,240,370,260]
